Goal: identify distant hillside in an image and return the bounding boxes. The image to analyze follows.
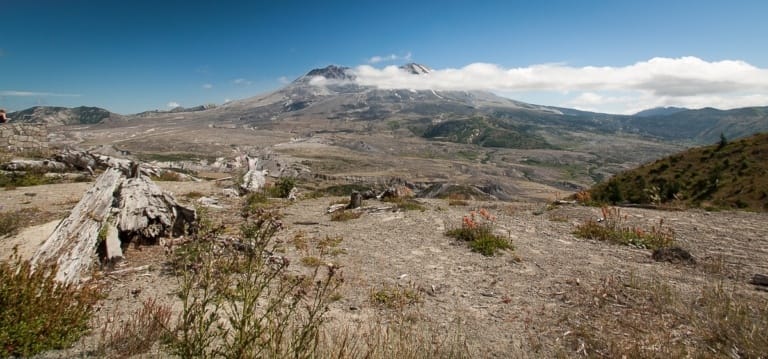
[589,132,768,211]
[9,106,118,125]
[414,117,554,149]
[627,106,768,144]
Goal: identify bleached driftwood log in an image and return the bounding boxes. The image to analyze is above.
[0,159,68,171]
[31,168,124,283]
[239,156,268,194]
[55,148,158,177]
[31,165,196,284]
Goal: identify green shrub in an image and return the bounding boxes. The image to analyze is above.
[573,207,676,250]
[370,284,423,310]
[269,177,296,198]
[0,251,99,357]
[330,210,362,222]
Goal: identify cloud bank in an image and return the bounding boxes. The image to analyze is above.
[167,101,180,108]
[350,57,768,114]
[1,90,81,97]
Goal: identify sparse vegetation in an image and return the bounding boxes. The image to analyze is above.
[241,190,272,215]
[445,208,512,256]
[573,207,676,250]
[0,251,100,357]
[0,211,21,237]
[370,284,423,310]
[0,168,53,188]
[331,209,362,221]
[152,171,182,181]
[183,191,205,199]
[165,208,341,358]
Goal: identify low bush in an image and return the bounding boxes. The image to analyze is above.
[0,211,20,237]
[445,208,512,256]
[0,251,100,357]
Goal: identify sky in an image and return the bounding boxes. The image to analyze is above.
[1,0,768,115]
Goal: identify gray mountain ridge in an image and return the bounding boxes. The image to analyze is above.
[10,64,768,145]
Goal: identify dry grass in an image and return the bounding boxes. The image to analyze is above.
[560,275,768,358]
[320,318,474,358]
[98,297,172,357]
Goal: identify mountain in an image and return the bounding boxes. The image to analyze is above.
[214,64,768,147]
[587,132,768,211]
[9,106,120,125]
[633,106,688,117]
[218,64,611,150]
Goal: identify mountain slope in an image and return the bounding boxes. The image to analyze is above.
[588,132,768,211]
[9,106,119,125]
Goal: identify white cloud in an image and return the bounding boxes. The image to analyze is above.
[167,101,180,108]
[278,76,290,84]
[202,83,213,89]
[232,78,252,86]
[0,90,81,97]
[224,98,232,103]
[350,57,768,114]
[368,51,412,64]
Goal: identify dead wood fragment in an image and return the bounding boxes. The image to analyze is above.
[750,274,768,287]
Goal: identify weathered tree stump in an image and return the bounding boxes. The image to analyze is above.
[31,168,125,283]
[347,191,363,209]
[31,165,196,283]
[239,156,268,194]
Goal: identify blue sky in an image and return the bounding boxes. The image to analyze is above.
[2,0,767,114]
